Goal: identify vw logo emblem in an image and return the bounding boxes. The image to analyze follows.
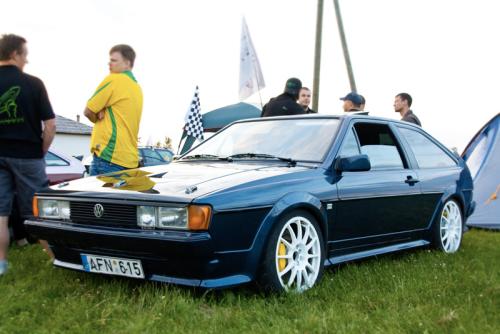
[94,204,104,218]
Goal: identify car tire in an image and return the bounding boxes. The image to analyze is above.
[432,199,463,253]
[258,210,325,293]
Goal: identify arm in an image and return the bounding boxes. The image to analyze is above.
[84,107,105,123]
[84,107,98,123]
[42,118,56,155]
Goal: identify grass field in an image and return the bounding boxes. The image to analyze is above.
[1,229,498,334]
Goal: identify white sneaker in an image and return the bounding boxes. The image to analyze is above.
[0,260,7,276]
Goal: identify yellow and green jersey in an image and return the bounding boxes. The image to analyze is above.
[87,71,143,168]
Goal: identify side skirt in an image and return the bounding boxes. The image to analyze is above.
[325,240,430,266]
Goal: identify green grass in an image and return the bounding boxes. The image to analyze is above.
[1,229,498,334]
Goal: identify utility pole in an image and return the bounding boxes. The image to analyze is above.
[312,0,324,112]
[334,0,357,92]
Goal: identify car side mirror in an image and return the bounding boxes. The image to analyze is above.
[335,154,371,172]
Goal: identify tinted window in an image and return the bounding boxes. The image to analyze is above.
[353,123,405,169]
[45,151,69,166]
[398,127,456,168]
[339,128,360,157]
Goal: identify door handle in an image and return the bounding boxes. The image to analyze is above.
[405,176,420,185]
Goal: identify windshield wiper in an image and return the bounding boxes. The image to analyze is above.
[182,154,222,160]
[225,153,296,165]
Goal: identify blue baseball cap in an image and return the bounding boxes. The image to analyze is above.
[340,92,363,105]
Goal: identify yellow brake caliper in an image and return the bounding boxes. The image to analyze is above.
[278,242,287,272]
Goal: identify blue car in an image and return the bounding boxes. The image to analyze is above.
[25,115,474,292]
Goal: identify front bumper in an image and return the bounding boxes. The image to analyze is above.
[25,219,252,288]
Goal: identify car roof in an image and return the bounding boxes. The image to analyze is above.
[230,113,422,129]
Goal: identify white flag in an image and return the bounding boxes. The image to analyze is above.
[239,17,265,100]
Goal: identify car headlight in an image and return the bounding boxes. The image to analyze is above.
[35,198,70,220]
[137,206,156,229]
[137,205,211,230]
[158,207,187,229]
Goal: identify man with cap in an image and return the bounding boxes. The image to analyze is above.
[340,92,364,113]
[261,78,305,117]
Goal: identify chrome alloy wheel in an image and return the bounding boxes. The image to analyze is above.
[275,216,322,292]
[439,201,463,253]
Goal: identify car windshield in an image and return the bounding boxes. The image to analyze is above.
[183,118,340,162]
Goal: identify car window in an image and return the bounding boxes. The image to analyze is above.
[186,118,340,162]
[339,128,361,157]
[45,151,69,166]
[141,148,165,164]
[353,123,406,169]
[398,127,457,169]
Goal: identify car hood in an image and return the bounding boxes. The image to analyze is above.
[50,161,313,203]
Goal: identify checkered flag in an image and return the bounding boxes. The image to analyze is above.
[184,86,204,140]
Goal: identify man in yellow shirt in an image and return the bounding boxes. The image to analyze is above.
[84,44,143,176]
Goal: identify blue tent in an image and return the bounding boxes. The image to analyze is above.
[178,102,261,154]
[462,113,500,229]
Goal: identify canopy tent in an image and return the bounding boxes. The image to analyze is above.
[202,102,261,132]
[462,113,500,229]
[178,102,261,155]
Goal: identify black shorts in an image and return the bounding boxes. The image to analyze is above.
[0,156,48,217]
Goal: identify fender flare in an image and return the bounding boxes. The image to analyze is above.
[243,192,328,278]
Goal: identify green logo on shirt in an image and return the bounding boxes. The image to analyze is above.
[0,86,24,125]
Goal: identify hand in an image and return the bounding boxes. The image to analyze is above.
[97,110,105,120]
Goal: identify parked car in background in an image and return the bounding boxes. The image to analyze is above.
[45,149,85,185]
[26,115,475,292]
[82,147,173,176]
[154,148,174,163]
[9,149,85,242]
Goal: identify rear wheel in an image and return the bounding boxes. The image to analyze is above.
[433,199,463,253]
[259,211,325,293]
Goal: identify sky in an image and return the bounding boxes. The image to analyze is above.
[2,0,499,152]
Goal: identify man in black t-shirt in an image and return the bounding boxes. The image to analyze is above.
[0,34,56,275]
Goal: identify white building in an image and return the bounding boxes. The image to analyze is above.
[51,115,92,158]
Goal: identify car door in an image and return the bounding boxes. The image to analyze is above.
[395,125,462,228]
[331,121,424,248]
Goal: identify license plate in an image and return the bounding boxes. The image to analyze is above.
[81,254,144,279]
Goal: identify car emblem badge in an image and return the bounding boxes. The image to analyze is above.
[94,204,104,218]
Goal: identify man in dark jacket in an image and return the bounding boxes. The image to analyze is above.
[261,78,305,117]
[394,92,421,126]
[298,87,316,113]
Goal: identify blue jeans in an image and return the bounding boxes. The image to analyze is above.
[89,155,126,176]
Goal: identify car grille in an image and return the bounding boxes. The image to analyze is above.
[70,201,137,228]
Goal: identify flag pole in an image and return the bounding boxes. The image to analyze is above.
[312,0,324,112]
[252,64,264,108]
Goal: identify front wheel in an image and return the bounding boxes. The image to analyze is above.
[432,199,463,253]
[258,210,325,293]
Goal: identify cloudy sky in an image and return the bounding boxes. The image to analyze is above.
[2,0,499,152]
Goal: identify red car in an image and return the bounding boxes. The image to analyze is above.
[10,149,85,243]
[45,149,85,185]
